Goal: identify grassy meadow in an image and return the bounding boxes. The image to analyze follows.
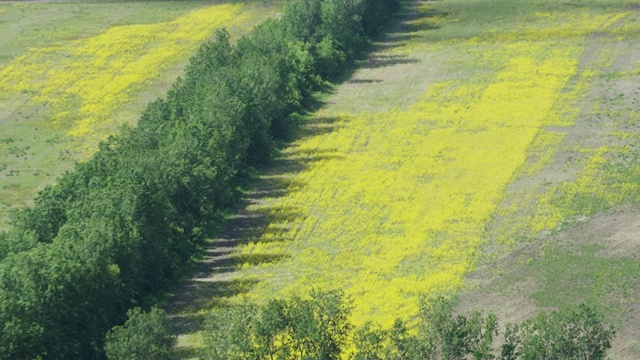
[171,0,640,357]
[0,1,279,229]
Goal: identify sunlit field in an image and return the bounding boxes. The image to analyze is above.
[0,1,278,228]
[5,0,640,356]
[1,4,248,154]
[204,0,640,336]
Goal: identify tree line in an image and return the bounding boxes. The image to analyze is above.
[0,0,399,358]
[104,290,615,360]
[201,291,615,360]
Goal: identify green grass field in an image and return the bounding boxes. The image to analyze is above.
[0,0,279,229]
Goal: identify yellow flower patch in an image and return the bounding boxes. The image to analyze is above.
[227,11,626,327]
[0,4,249,157]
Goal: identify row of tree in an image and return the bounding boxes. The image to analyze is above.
[103,291,615,360]
[200,291,615,360]
[0,0,399,358]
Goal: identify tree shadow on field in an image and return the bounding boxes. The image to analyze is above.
[361,54,420,69]
[165,115,345,344]
[292,116,346,141]
[349,79,383,84]
[167,278,259,334]
[331,0,446,88]
[367,0,446,54]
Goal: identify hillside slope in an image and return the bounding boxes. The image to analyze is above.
[169,0,640,357]
[0,1,279,228]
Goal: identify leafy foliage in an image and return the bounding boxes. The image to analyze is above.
[500,304,615,360]
[202,293,615,360]
[282,0,397,80]
[202,289,353,360]
[104,307,175,360]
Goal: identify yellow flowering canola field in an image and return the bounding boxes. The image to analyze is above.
[0,4,251,157]
[230,8,633,328]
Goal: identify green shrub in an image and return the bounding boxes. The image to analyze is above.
[104,307,175,360]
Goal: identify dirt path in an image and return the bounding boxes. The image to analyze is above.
[165,155,298,335]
